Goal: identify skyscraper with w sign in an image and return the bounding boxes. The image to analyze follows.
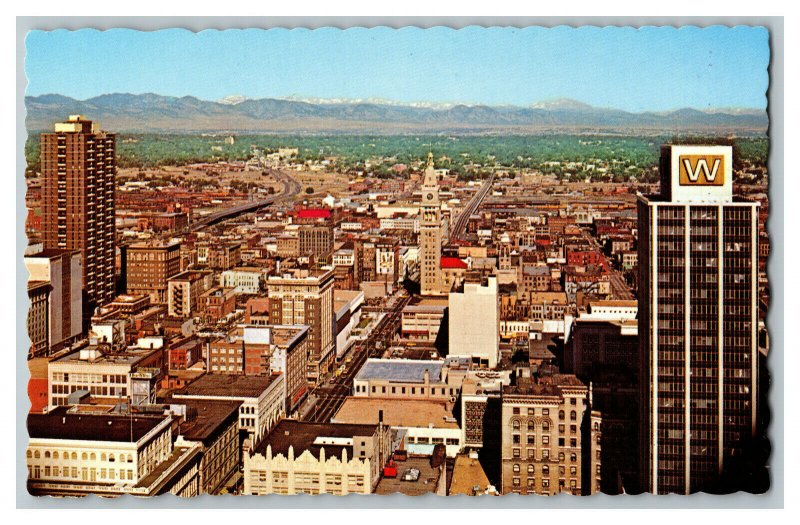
[638,145,760,494]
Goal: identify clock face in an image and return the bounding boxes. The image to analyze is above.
[426,193,434,201]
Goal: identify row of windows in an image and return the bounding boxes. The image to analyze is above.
[27,449,134,463]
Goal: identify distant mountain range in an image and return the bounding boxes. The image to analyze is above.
[24,93,768,135]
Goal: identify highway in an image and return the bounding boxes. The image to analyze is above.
[302,293,411,424]
[187,169,302,232]
[449,173,496,243]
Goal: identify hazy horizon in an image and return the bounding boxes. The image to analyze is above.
[25,92,767,114]
[25,26,769,113]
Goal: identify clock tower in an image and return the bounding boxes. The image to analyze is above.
[420,152,444,296]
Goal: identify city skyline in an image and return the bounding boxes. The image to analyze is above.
[25,26,769,112]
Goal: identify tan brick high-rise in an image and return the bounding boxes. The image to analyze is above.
[41,116,116,314]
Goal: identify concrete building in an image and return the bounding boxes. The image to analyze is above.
[353,358,466,403]
[26,406,201,497]
[333,397,462,457]
[47,342,162,409]
[564,302,639,494]
[448,277,500,368]
[124,239,182,304]
[243,420,392,495]
[173,373,284,443]
[638,145,761,494]
[220,267,264,295]
[334,290,364,359]
[167,270,214,318]
[25,249,83,355]
[400,300,447,342]
[266,267,335,386]
[173,399,242,495]
[500,370,601,496]
[40,116,117,312]
[27,281,51,358]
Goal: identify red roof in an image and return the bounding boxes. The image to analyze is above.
[441,257,468,269]
[28,378,48,414]
[297,208,331,219]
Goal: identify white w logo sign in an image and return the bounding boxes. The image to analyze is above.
[679,155,725,186]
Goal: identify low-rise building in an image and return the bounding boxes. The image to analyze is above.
[167,270,215,318]
[48,343,163,409]
[220,267,265,295]
[333,397,462,457]
[243,420,392,495]
[401,300,447,342]
[198,286,237,323]
[173,399,242,495]
[26,406,201,497]
[352,358,465,403]
[173,373,284,443]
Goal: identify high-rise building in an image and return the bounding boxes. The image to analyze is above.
[40,116,116,314]
[638,145,760,494]
[266,267,335,386]
[420,153,445,296]
[123,239,182,303]
[25,249,83,355]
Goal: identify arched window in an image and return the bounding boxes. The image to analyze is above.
[570,411,577,421]
[71,452,77,460]
[513,464,520,473]
[90,453,96,461]
[512,420,520,430]
[109,454,115,462]
[53,451,59,460]
[559,410,565,420]
[542,465,550,475]
[127,454,133,463]
[34,450,40,459]
[101,453,107,461]
[81,452,88,461]
[44,451,51,459]
[527,464,534,474]
[26,450,32,459]
[527,421,535,431]
[543,421,550,431]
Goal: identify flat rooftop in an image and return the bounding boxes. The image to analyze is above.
[51,345,159,367]
[254,419,378,460]
[354,359,443,384]
[374,456,443,496]
[175,373,281,399]
[28,406,166,443]
[176,399,242,445]
[332,397,458,429]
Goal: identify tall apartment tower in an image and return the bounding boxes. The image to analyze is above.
[638,145,760,494]
[266,267,335,386]
[419,152,444,296]
[41,116,116,315]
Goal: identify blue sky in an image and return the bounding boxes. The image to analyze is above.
[25,26,769,112]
